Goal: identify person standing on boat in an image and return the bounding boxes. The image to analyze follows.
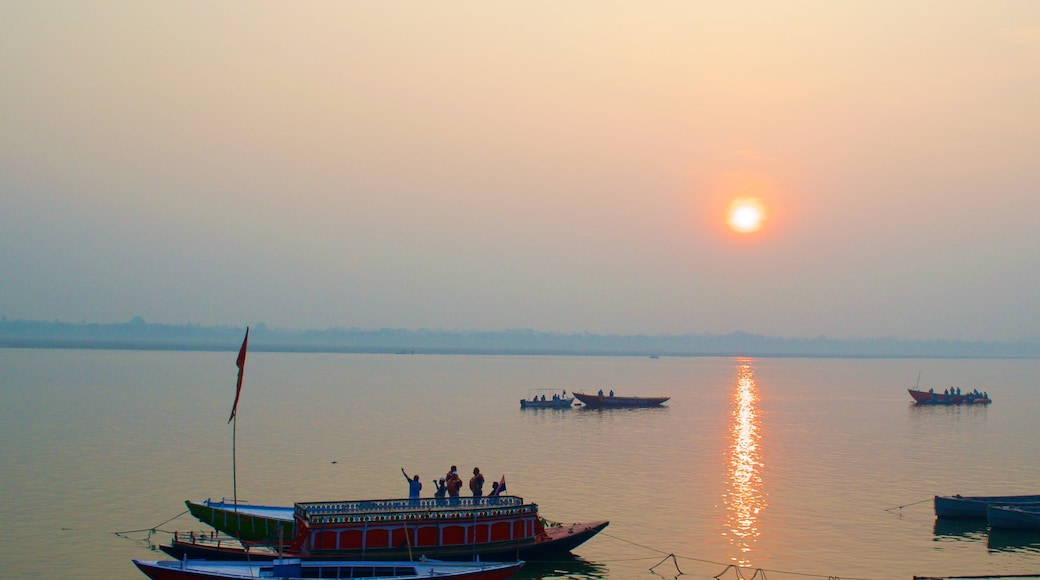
[469,467,485,498]
[433,477,447,500]
[401,468,422,501]
[445,466,463,502]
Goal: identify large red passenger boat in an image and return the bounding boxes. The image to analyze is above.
[166,496,607,562]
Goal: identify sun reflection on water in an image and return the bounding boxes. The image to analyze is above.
[723,361,765,566]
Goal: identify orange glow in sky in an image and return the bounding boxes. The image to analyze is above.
[727,198,767,234]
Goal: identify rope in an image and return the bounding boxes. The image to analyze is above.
[713,565,773,579]
[113,510,189,538]
[884,498,932,513]
[650,553,685,576]
[599,530,882,580]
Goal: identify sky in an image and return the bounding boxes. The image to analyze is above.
[2,2,1039,341]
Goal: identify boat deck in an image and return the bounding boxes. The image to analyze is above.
[202,500,294,521]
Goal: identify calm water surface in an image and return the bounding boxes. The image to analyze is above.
[2,349,1039,579]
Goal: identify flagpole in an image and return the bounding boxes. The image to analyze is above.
[232,413,237,511]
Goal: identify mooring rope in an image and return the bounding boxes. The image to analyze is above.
[884,497,932,513]
[600,530,881,580]
[113,510,189,538]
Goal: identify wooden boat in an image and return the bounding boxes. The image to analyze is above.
[987,504,1040,531]
[572,391,669,409]
[171,496,608,562]
[934,494,1040,518]
[160,531,280,561]
[520,389,575,409]
[908,388,991,405]
[133,557,524,580]
[184,499,294,548]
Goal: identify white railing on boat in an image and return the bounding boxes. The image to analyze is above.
[295,496,532,524]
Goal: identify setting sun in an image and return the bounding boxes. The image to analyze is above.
[727,198,766,234]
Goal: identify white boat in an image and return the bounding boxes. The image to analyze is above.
[519,388,575,409]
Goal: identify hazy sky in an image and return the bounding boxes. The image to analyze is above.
[3,2,1039,340]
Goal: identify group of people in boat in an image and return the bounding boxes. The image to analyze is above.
[529,390,567,402]
[401,465,506,502]
[926,387,989,400]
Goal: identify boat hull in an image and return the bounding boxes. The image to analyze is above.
[520,398,574,409]
[934,494,1040,519]
[908,389,990,405]
[572,392,669,408]
[160,538,277,561]
[133,558,524,580]
[988,505,1040,531]
[162,521,608,563]
[185,500,294,547]
[178,496,607,562]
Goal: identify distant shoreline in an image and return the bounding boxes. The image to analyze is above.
[1,339,1036,359]
[1,318,1038,359]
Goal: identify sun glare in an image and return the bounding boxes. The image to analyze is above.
[728,198,766,234]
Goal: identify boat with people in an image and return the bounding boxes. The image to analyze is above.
[987,504,1040,531]
[133,557,524,580]
[520,388,575,409]
[908,388,991,406]
[933,494,1040,519]
[167,496,608,562]
[572,390,669,409]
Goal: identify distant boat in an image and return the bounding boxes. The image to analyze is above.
[572,391,669,409]
[934,494,1040,518]
[133,557,524,580]
[987,505,1040,531]
[908,388,991,406]
[520,388,575,409]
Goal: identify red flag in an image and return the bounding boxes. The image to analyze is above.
[228,327,249,423]
[491,474,506,496]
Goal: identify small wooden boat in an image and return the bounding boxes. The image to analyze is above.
[934,494,1040,518]
[987,504,1040,531]
[160,532,279,561]
[908,388,991,405]
[133,557,524,580]
[572,391,669,409]
[520,389,575,409]
[174,496,607,562]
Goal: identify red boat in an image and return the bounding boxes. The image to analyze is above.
[908,388,991,405]
[573,391,669,408]
[133,557,523,580]
[165,496,607,562]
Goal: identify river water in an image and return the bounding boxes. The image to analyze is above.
[2,348,1039,579]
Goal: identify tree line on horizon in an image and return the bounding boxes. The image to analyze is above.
[0,317,1037,358]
